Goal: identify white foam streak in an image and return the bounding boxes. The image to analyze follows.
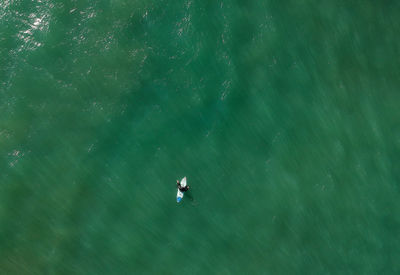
[18,12,48,51]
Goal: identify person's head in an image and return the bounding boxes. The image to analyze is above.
[177,180,180,184]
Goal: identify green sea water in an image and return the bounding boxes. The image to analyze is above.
[1,0,400,274]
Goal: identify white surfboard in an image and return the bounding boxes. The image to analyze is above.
[176,177,187,203]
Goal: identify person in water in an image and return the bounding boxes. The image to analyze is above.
[177,180,190,192]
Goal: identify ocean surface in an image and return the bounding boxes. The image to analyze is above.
[1,0,400,274]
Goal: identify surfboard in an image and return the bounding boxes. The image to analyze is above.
[176,177,187,203]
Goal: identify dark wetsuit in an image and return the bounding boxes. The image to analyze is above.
[177,183,189,192]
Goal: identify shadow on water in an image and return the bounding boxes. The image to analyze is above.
[183,190,198,206]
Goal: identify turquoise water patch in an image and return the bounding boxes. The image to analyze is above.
[1,0,400,274]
